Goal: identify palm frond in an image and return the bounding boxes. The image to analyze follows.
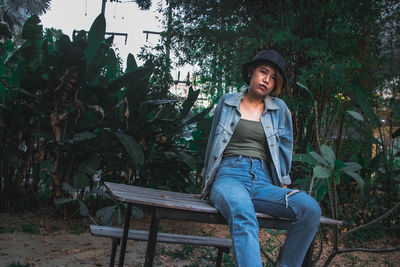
[9,0,51,15]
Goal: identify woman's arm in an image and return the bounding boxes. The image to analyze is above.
[201,94,227,177]
[278,103,294,185]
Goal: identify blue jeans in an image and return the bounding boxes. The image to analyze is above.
[210,156,321,267]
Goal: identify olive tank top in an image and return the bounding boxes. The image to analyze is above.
[223,118,267,160]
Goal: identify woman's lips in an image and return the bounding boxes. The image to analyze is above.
[259,84,267,90]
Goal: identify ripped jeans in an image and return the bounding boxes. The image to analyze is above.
[210,156,321,267]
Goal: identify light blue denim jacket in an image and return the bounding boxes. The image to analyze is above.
[200,90,293,199]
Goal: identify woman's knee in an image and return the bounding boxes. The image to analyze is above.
[292,192,321,223]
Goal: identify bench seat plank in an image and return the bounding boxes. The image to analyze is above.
[90,225,232,248]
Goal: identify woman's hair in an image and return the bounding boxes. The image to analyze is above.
[247,60,283,96]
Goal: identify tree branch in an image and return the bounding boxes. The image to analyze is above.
[335,245,400,254]
[339,201,400,241]
[322,245,400,267]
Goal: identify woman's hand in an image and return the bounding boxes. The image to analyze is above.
[282,184,288,188]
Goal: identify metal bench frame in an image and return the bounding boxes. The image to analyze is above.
[90,225,231,266]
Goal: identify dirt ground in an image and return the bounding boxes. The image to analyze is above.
[0,211,399,267]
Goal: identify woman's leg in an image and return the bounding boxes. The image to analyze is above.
[252,182,321,267]
[210,156,263,267]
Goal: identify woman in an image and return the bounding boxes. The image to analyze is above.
[200,50,321,267]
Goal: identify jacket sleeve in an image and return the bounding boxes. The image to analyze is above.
[201,94,226,178]
[278,103,293,185]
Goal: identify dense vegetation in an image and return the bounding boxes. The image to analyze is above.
[0,0,399,265]
[0,13,210,223]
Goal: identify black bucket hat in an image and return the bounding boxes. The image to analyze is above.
[242,50,287,87]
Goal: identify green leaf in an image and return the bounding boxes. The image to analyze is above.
[368,153,384,169]
[292,154,317,165]
[0,22,12,39]
[313,166,332,178]
[353,86,381,127]
[54,198,73,205]
[296,82,315,102]
[73,173,89,190]
[315,180,327,202]
[334,159,345,170]
[178,152,196,169]
[182,105,213,127]
[108,65,152,92]
[144,99,179,105]
[125,53,138,73]
[21,15,42,44]
[125,67,153,110]
[309,151,329,167]
[73,132,96,142]
[180,87,200,118]
[87,35,114,83]
[62,183,75,197]
[346,110,364,121]
[39,160,52,181]
[131,206,144,219]
[88,187,113,201]
[79,200,89,217]
[84,14,106,65]
[78,156,100,176]
[390,98,400,121]
[339,162,362,172]
[96,205,116,226]
[114,132,144,165]
[164,151,176,159]
[344,170,364,187]
[321,145,335,167]
[103,206,116,226]
[392,128,400,138]
[96,205,114,218]
[352,123,381,144]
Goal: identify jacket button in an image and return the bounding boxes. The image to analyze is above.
[230,122,234,127]
[270,144,275,147]
[223,139,227,143]
[266,126,270,128]
[214,156,217,160]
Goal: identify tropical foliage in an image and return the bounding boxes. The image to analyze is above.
[0,0,51,38]
[0,13,209,225]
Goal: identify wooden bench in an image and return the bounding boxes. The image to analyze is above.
[103,182,343,267]
[90,225,231,267]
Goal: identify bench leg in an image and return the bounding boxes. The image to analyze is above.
[302,238,315,267]
[215,247,229,267]
[144,207,161,267]
[109,238,120,267]
[118,202,132,267]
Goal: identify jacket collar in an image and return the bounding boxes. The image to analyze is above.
[225,87,280,111]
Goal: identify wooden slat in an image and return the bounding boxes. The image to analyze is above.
[90,225,232,248]
[104,182,343,226]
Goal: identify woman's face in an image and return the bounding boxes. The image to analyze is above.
[249,64,276,97]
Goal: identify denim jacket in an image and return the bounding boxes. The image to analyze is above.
[200,90,293,199]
